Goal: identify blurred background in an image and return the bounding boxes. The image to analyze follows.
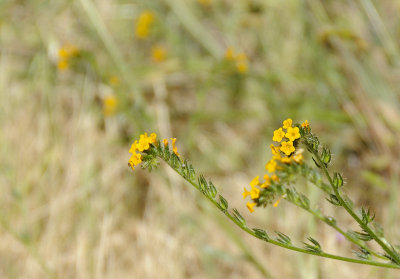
[1,0,400,278]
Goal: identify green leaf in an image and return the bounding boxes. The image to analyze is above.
[253,228,269,241]
[326,194,341,206]
[276,232,291,245]
[218,195,228,211]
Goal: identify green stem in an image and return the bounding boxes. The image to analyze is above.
[299,201,386,260]
[311,149,400,264]
[158,155,400,269]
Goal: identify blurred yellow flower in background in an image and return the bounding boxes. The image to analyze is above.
[136,11,155,39]
[152,45,167,62]
[103,95,118,116]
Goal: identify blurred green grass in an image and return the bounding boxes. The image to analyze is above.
[1,0,400,278]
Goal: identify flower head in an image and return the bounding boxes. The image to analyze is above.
[128,132,158,171]
[283,118,293,129]
[265,159,277,173]
[136,11,155,39]
[270,144,281,159]
[243,187,251,199]
[261,174,271,188]
[285,126,300,142]
[163,138,168,146]
[152,45,166,62]
[280,157,291,164]
[250,176,260,187]
[246,202,256,213]
[280,141,295,156]
[273,128,285,142]
[301,120,309,129]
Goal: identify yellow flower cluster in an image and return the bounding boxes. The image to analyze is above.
[57,44,79,70]
[129,133,157,170]
[224,46,248,74]
[268,118,305,167]
[243,119,309,213]
[136,11,155,39]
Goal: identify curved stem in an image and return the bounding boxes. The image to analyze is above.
[311,149,400,264]
[159,156,400,270]
[289,199,386,260]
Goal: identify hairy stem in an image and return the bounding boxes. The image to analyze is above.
[311,149,400,264]
[158,155,400,269]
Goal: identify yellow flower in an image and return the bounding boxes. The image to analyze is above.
[103,95,118,116]
[280,141,295,156]
[235,53,248,73]
[270,144,281,159]
[57,60,68,70]
[250,187,260,199]
[272,128,285,142]
[285,126,300,141]
[246,202,256,213]
[149,133,157,144]
[283,118,293,129]
[171,138,180,156]
[261,174,270,188]
[225,46,235,60]
[280,157,291,164]
[301,120,309,129]
[243,187,251,199]
[271,174,279,182]
[128,152,142,170]
[265,159,277,173]
[136,11,155,39]
[163,138,168,146]
[129,140,139,153]
[273,197,282,208]
[293,153,303,164]
[152,45,166,62]
[250,176,260,187]
[58,44,79,58]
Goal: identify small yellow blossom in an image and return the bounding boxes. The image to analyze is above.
[293,153,304,164]
[285,126,300,142]
[163,138,168,146]
[57,44,79,70]
[128,152,142,170]
[273,128,285,142]
[301,120,309,129]
[261,174,270,188]
[265,159,277,173]
[235,53,248,73]
[149,133,157,144]
[247,202,256,213]
[243,187,251,199]
[280,141,295,156]
[283,118,293,129]
[281,157,291,164]
[225,46,235,60]
[103,95,118,116]
[136,11,155,39]
[250,176,260,187]
[270,144,281,159]
[129,140,139,153]
[57,60,68,70]
[273,197,282,208]
[271,174,279,182]
[171,138,180,156]
[250,187,260,199]
[152,45,166,62]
